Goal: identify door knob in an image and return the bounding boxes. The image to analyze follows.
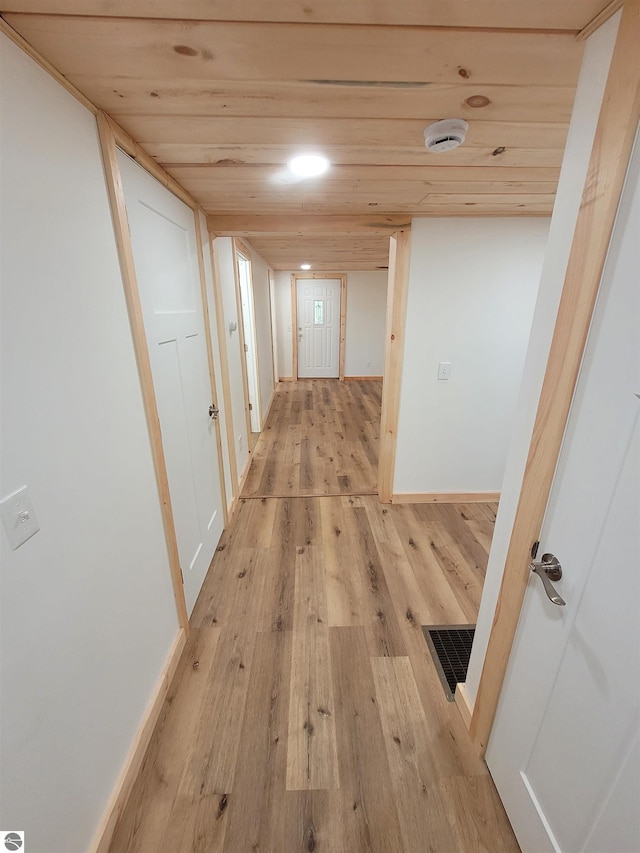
[529,553,566,606]
[208,403,219,420]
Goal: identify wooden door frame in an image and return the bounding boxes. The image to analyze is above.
[193,209,229,526]
[97,112,190,634]
[468,0,640,755]
[232,238,262,436]
[291,272,347,380]
[378,230,411,503]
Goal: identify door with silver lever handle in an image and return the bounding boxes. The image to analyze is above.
[529,553,566,606]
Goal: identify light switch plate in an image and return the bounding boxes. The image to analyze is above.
[438,362,452,380]
[0,485,40,550]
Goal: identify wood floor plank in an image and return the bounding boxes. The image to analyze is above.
[364,498,432,628]
[341,504,408,656]
[177,622,255,797]
[287,545,340,791]
[222,629,292,851]
[371,655,458,852]
[440,775,521,853]
[330,626,405,853]
[320,497,360,628]
[389,504,470,625]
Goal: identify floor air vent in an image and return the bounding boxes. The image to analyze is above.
[422,625,475,702]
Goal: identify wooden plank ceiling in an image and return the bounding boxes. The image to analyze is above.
[1,1,610,270]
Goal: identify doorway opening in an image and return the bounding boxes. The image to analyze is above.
[235,245,261,433]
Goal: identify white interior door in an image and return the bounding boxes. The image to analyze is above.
[297,278,341,378]
[236,252,261,432]
[487,134,640,852]
[118,151,224,615]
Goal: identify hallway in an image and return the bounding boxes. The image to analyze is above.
[109,382,517,852]
[242,380,382,497]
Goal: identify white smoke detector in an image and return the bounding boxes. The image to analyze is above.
[423,119,469,152]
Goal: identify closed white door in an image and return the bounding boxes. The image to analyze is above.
[297,278,341,378]
[487,135,640,852]
[118,151,224,615]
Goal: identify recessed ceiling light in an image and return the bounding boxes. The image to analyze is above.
[300,264,311,270]
[288,154,330,178]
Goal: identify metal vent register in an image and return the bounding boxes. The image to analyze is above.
[422,625,475,701]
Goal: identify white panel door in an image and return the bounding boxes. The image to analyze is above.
[487,135,640,852]
[297,278,341,378]
[118,151,224,615]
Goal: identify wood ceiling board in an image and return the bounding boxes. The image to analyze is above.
[0,0,609,30]
[3,16,584,87]
[206,215,412,235]
[69,78,577,124]
[174,165,561,184]
[116,116,569,150]
[176,178,559,196]
[150,145,566,169]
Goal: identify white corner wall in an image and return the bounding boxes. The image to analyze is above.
[274,270,388,379]
[213,237,250,478]
[394,217,549,496]
[0,34,179,853]
[274,271,294,378]
[465,12,621,705]
[344,270,387,376]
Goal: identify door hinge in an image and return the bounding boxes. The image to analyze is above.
[244,344,249,352]
[180,568,184,585]
[248,403,253,411]
[531,540,540,559]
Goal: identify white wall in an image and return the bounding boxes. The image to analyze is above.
[274,270,388,378]
[213,237,250,478]
[465,12,620,704]
[0,34,178,853]
[199,212,234,511]
[344,270,387,376]
[394,217,549,496]
[275,270,294,378]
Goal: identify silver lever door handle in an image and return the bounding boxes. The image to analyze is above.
[529,553,566,606]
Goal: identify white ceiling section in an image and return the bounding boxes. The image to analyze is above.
[0,1,614,269]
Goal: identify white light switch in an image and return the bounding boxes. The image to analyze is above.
[438,362,452,380]
[0,485,40,550]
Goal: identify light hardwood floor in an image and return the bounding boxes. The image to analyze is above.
[109,381,518,852]
[242,380,381,497]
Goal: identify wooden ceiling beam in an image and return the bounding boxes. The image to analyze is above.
[206,214,412,236]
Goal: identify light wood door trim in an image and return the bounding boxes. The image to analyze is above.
[96,111,189,634]
[210,237,239,498]
[194,208,229,526]
[378,230,412,503]
[291,272,347,380]
[470,0,640,756]
[232,238,256,442]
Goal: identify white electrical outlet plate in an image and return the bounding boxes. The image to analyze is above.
[438,362,452,380]
[0,485,40,550]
